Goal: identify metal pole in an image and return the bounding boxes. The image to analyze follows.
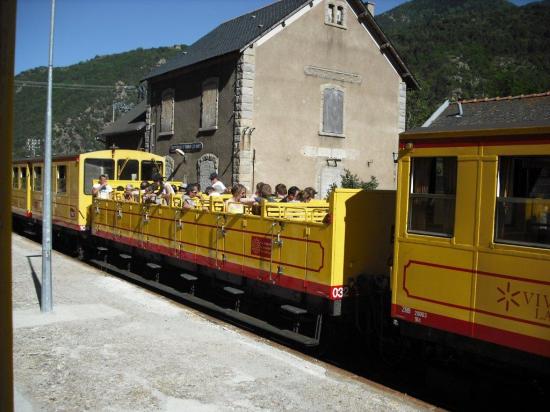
[41,0,56,313]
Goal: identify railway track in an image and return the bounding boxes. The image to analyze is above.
[16,229,549,410]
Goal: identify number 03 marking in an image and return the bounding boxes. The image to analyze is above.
[331,287,349,299]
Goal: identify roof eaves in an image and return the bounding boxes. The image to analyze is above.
[352,0,420,90]
[239,0,312,53]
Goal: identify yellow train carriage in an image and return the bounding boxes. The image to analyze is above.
[11,162,30,217]
[91,189,395,312]
[392,130,550,358]
[11,149,167,232]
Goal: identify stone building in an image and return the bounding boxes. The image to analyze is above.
[112,0,418,194]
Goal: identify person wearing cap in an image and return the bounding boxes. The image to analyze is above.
[152,173,175,205]
[210,172,227,194]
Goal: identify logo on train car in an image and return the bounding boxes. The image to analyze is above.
[496,281,550,323]
[70,208,76,218]
[251,236,272,259]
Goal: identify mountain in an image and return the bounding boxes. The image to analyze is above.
[13,0,550,157]
[376,0,550,127]
[14,46,186,158]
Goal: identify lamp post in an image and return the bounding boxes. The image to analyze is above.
[41,0,56,313]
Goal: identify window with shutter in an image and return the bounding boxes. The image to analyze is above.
[200,78,219,131]
[321,86,344,136]
[160,89,174,135]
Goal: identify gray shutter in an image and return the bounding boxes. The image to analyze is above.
[323,88,343,135]
[201,81,218,129]
[199,160,216,190]
[160,90,174,133]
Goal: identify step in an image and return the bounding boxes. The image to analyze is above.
[180,273,198,282]
[119,253,132,260]
[223,286,244,296]
[146,263,162,270]
[280,305,307,316]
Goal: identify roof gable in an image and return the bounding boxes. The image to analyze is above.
[144,0,417,89]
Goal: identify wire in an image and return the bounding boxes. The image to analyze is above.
[14,80,137,91]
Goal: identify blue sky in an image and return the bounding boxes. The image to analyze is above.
[15,0,537,74]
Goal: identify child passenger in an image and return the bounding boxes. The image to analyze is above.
[225,184,255,214]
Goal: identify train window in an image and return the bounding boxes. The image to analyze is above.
[495,156,550,248]
[12,167,19,189]
[141,161,163,181]
[33,166,42,192]
[56,165,67,193]
[117,159,139,180]
[84,159,114,195]
[408,157,457,237]
[21,167,27,186]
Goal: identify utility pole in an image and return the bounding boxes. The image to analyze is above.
[42,0,56,313]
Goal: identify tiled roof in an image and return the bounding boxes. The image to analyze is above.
[143,0,418,89]
[144,0,310,80]
[99,101,147,137]
[406,92,550,134]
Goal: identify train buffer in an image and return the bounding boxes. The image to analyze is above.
[180,273,198,295]
[146,262,162,282]
[119,254,132,271]
[223,286,244,312]
[280,305,308,333]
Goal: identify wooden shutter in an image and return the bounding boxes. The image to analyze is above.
[201,79,218,129]
[160,89,174,134]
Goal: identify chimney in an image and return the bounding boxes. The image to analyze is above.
[365,2,375,16]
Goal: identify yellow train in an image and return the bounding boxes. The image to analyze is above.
[11,140,550,369]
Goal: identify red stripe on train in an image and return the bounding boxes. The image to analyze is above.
[392,304,550,358]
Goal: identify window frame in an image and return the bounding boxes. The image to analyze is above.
[325,1,347,29]
[319,84,345,138]
[56,165,67,194]
[33,166,42,192]
[140,160,164,181]
[494,155,550,249]
[407,156,458,238]
[83,158,114,195]
[200,77,219,132]
[159,88,175,136]
[12,167,19,189]
[117,159,139,181]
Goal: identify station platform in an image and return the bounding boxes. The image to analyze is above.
[12,234,432,411]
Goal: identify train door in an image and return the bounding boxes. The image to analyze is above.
[31,164,43,218]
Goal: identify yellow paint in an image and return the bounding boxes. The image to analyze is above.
[392,140,550,353]
[91,189,395,294]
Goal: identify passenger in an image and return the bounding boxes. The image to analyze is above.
[204,186,219,196]
[225,184,255,214]
[210,173,227,194]
[143,182,159,204]
[92,174,113,199]
[258,183,276,202]
[123,184,136,202]
[254,182,265,201]
[281,186,300,203]
[297,187,317,203]
[152,173,175,205]
[275,183,287,200]
[183,184,200,209]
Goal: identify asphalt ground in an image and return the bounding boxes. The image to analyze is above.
[11,233,435,412]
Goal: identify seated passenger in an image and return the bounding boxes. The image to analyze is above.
[297,187,317,203]
[183,184,200,209]
[152,173,175,205]
[275,183,287,200]
[123,184,137,202]
[143,183,159,203]
[92,174,113,199]
[256,183,276,203]
[205,186,219,196]
[210,173,227,194]
[281,186,300,203]
[225,184,255,214]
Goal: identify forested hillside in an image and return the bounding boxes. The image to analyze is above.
[14,46,185,158]
[13,0,550,157]
[376,0,550,127]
